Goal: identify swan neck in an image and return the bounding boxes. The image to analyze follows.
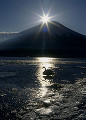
[43,67,46,70]
[45,67,46,70]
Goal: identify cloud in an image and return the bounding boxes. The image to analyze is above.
[0,32,19,34]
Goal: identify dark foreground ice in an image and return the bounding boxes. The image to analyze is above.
[0,57,86,120]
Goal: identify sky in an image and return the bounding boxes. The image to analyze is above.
[0,0,86,35]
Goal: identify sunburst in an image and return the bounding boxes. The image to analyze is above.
[33,8,58,38]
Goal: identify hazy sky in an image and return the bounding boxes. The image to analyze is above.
[0,0,86,35]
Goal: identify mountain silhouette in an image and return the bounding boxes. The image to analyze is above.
[0,21,86,57]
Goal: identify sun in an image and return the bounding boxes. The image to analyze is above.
[41,14,49,24]
[34,8,58,37]
[34,10,52,25]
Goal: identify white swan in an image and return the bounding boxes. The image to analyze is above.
[43,67,55,76]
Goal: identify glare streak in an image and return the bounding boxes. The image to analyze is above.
[34,7,59,38]
[48,21,59,27]
[36,23,44,38]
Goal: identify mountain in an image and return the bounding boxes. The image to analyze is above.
[0,21,86,57]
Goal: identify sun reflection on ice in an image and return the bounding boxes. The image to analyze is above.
[35,58,54,114]
[34,57,64,115]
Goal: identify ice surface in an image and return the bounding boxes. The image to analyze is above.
[0,57,86,120]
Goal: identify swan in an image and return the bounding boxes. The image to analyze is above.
[43,67,55,76]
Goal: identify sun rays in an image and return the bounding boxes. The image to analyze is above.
[33,7,58,38]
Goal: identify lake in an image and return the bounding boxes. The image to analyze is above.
[0,57,86,120]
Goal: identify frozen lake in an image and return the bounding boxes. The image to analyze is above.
[0,57,86,120]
